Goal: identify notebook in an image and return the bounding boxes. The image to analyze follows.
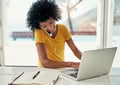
[60,47,117,81]
[8,71,59,85]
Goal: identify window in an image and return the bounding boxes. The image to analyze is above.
[112,0,120,46]
[4,0,38,66]
[0,0,2,65]
[3,0,98,66]
[112,0,120,67]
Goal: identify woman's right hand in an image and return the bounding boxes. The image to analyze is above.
[71,62,80,68]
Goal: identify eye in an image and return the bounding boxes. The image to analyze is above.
[49,21,55,25]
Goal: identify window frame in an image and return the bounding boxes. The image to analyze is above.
[97,0,114,48]
[0,0,5,66]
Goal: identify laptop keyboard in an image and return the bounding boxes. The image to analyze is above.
[69,73,78,78]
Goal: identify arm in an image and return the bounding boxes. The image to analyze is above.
[36,43,80,68]
[66,39,82,59]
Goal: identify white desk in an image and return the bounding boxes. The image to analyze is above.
[0,66,120,85]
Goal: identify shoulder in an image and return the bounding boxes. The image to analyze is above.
[58,24,70,32]
[35,29,44,35]
[34,29,45,38]
[57,24,67,28]
[57,24,69,32]
[35,29,42,33]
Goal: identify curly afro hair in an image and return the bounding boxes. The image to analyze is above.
[26,0,62,31]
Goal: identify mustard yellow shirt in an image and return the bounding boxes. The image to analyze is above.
[35,24,71,67]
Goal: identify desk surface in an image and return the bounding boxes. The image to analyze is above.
[0,66,120,85]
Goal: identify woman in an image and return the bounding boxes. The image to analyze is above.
[26,0,82,68]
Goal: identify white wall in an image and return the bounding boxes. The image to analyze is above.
[0,0,2,65]
[0,0,4,66]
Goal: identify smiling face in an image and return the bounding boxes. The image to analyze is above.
[39,18,56,34]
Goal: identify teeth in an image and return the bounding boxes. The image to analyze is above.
[49,33,52,36]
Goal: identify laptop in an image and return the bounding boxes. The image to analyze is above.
[60,47,117,81]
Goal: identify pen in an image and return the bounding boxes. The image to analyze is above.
[32,71,40,79]
[53,75,59,85]
[9,72,24,85]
